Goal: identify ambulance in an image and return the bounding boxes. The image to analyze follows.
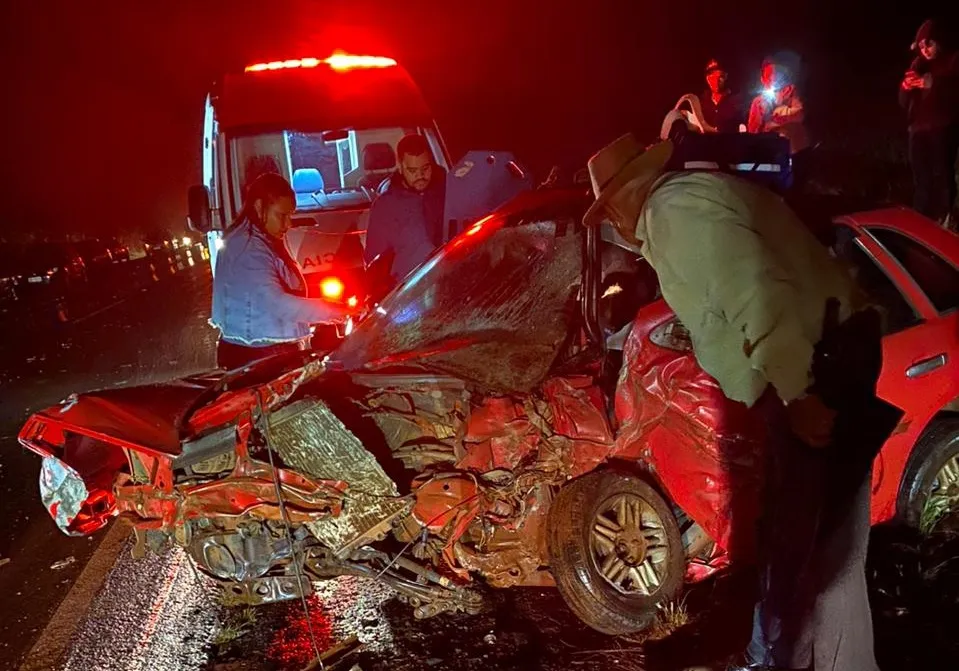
[187,53,453,307]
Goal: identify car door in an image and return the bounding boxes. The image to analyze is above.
[833,222,959,522]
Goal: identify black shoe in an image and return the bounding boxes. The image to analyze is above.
[724,654,778,670]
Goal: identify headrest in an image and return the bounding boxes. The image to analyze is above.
[292,168,324,194]
[362,143,397,171]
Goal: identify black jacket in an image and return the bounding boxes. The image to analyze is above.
[702,89,747,133]
[899,51,959,132]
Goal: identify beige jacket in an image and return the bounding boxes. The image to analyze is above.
[635,171,855,407]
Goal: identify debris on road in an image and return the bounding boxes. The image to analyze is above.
[301,634,362,671]
[50,556,76,570]
[0,557,10,568]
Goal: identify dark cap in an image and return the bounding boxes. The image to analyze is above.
[911,19,938,50]
[705,59,724,75]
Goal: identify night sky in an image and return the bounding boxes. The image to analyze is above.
[1,0,954,240]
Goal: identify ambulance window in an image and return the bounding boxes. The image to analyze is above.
[337,137,357,176]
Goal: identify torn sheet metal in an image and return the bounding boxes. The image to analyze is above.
[268,399,408,554]
[613,301,766,561]
[357,374,471,471]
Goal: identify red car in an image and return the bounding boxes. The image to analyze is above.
[17,190,959,636]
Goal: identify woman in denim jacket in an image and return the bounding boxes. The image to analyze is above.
[211,173,349,369]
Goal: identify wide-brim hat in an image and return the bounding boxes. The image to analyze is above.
[582,134,674,228]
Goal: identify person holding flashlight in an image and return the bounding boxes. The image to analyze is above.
[747,57,809,155]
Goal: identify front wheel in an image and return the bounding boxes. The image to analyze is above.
[898,418,959,532]
[547,469,685,635]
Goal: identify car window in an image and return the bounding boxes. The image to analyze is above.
[867,228,959,314]
[599,222,660,336]
[832,226,921,334]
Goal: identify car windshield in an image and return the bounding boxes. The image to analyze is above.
[328,192,587,394]
[230,126,446,217]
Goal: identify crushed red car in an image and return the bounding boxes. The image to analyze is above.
[19,185,959,634]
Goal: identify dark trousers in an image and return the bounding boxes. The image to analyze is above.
[909,126,959,222]
[216,339,305,370]
[746,308,903,670]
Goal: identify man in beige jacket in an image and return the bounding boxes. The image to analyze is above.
[583,135,902,671]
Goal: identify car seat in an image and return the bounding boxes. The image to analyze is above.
[292,168,325,208]
[359,143,397,192]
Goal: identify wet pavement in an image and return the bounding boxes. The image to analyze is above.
[0,262,216,670]
[1,259,958,671]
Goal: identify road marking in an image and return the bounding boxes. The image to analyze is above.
[69,297,130,325]
[19,521,132,671]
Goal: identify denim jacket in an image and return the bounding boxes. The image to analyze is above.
[211,220,341,346]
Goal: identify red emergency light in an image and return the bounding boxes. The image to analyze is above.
[244,53,397,73]
[319,276,345,300]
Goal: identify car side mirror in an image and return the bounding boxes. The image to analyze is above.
[187,185,212,233]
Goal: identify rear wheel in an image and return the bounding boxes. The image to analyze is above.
[547,469,685,635]
[898,418,959,532]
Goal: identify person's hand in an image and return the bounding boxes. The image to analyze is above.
[902,71,922,90]
[786,393,836,448]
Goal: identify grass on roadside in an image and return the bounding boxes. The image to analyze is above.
[214,607,259,646]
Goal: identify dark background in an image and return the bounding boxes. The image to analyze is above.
[0,0,955,240]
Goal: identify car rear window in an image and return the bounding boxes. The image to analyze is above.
[868,228,959,314]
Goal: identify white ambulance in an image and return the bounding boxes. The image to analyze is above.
[187,53,452,306]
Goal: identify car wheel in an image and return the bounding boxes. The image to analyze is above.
[897,418,959,532]
[547,469,685,635]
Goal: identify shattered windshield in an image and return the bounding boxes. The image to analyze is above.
[329,195,586,393]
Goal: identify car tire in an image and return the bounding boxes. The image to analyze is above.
[897,417,959,531]
[547,469,685,635]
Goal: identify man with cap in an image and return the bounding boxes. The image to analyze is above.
[702,59,747,133]
[582,135,902,671]
[900,18,959,225]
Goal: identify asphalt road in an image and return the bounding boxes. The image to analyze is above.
[0,262,216,670]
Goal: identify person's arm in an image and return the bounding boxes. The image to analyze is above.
[746,96,766,133]
[363,197,393,266]
[770,85,805,125]
[243,240,349,325]
[642,176,814,405]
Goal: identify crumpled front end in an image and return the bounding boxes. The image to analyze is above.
[354,372,615,587]
[613,301,767,562]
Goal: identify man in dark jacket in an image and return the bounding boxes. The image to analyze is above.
[702,59,746,133]
[900,18,959,225]
[364,134,447,284]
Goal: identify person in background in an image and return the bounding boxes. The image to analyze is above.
[900,18,959,226]
[583,134,901,671]
[747,57,809,155]
[703,59,746,133]
[211,173,351,369]
[364,134,448,285]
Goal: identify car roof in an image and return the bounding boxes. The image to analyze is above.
[837,207,959,262]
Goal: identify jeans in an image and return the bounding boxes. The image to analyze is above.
[746,308,903,670]
[216,339,306,370]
